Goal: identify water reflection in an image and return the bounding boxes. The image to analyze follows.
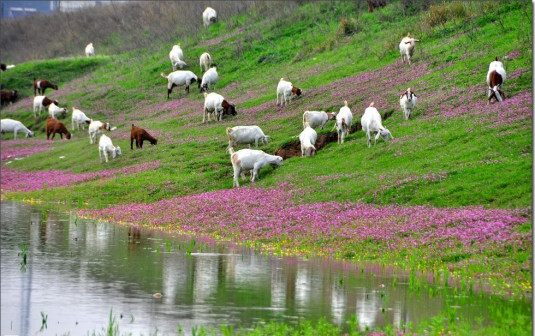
[1,200,530,336]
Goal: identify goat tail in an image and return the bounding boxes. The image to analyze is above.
[369,102,375,107]
[343,100,348,107]
[302,111,308,124]
[225,127,233,137]
[280,78,284,81]
[228,147,235,156]
[160,72,168,79]
[203,92,208,98]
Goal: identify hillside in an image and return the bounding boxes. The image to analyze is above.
[1,0,532,311]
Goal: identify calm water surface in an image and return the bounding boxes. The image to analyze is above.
[1,200,529,335]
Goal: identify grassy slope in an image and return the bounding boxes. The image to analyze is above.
[1,2,531,210]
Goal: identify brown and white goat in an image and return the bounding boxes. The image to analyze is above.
[34,78,58,96]
[33,96,59,117]
[399,88,418,120]
[130,124,158,149]
[46,117,71,140]
[399,33,420,65]
[302,111,337,129]
[486,57,506,104]
[276,78,302,106]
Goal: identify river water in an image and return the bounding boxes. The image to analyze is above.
[1,200,529,335]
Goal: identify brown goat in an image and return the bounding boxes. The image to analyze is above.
[221,100,237,118]
[130,124,158,149]
[34,78,58,96]
[367,0,387,12]
[1,90,18,105]
[46,117,71,140]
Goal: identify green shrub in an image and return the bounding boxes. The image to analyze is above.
[424,1,472,28]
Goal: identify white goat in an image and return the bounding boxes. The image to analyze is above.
[229,148,283,188]
[399,33,420,65]
[361,102,393,147]
[226,125,269,151]
[202,7,217,27]
[302,110,337,129]
[276,78,302,106]
[334,101,353,144]
[160,70,199,98]
[203,92,237,123]
[33,96,58,118]
[71,107,92,131]
[98,134,122,163]
[200,67,218,92]
[85,42,95,57]
[48,103,68,119]
[486,57,507,103]
[199,52,212,72]
[169,44,187,71]
[399,88,418,120]
[299,124,317,157]
[0,119,34,139]
[89,120,112,144]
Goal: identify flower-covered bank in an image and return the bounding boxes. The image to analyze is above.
[1,161,161,193]
[79,183,532,298]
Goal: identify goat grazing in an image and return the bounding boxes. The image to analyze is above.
[399,33,420,65]
[399,88,417,120]
[486,57,507,104]
[361,102,393,147]
[1,119,34,139]
[335,101,353,144]
[203,92,237,123]
[85,42,95,57]
[33,78,58,96]
[48,102,68,119]
[229,147,283,187]
[71,108,92,130]
[88,120,112,144]
[1,90,18,105]
[200,67,218,92]
[202,7,217,27]
[46,117,71,140]
[299,124,317,157]
[130,124,158,149]
[302,110,337,129]
[33,96,59,118]
[276,78,302,106]
[226,125,269,151]
[0,64,14,71]
[99,134,122,163]
[161,70,199,98]
[169,44,187,71]
[199,52,212,72]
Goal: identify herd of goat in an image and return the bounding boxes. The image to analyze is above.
[0,6,508,187]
